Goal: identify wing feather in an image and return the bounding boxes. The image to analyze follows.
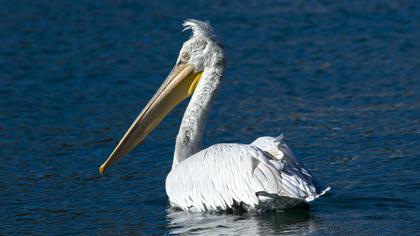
[166,139,329,211]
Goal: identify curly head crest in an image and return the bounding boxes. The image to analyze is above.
[182,19,216,40]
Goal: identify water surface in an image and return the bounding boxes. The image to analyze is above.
[1,0,419,235]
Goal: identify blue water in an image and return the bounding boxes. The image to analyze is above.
[1,0,419,235]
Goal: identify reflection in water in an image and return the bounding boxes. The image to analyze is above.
[3,0,419,234]
[166,208,317,235]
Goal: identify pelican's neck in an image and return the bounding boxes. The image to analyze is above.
[172,63,224,169]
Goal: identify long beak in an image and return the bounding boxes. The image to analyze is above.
[99,63,202,174]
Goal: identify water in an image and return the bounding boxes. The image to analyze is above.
[1,0,419,235]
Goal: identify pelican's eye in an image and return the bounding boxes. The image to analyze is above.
[181,52,190,62]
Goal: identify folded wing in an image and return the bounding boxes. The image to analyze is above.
[166,135,329,212]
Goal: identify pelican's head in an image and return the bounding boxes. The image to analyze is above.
[177,20,224,73]
[99,19,223,174]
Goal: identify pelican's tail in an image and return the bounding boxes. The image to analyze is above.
[305,186,331,202]
[251,134,330,203]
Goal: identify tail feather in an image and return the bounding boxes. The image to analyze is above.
[251,134,330,203]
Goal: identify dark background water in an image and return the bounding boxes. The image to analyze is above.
[1,0,419,235]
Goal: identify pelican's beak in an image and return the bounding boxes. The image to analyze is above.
[99,63,202,174]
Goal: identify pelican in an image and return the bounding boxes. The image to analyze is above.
[99,19,330,212]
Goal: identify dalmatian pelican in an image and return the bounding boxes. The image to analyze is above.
[99,19,330,212]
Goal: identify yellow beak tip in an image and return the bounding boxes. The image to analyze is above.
[99,164,106,175]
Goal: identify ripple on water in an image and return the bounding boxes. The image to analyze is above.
[1,0,419,235]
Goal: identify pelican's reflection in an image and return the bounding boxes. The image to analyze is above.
[166,208,317,235]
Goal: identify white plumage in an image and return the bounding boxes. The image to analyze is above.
[100,19,329,212]
[166,135,329,212]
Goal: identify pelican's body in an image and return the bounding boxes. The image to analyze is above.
[100,20,329,212]
[167,137,329,211]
